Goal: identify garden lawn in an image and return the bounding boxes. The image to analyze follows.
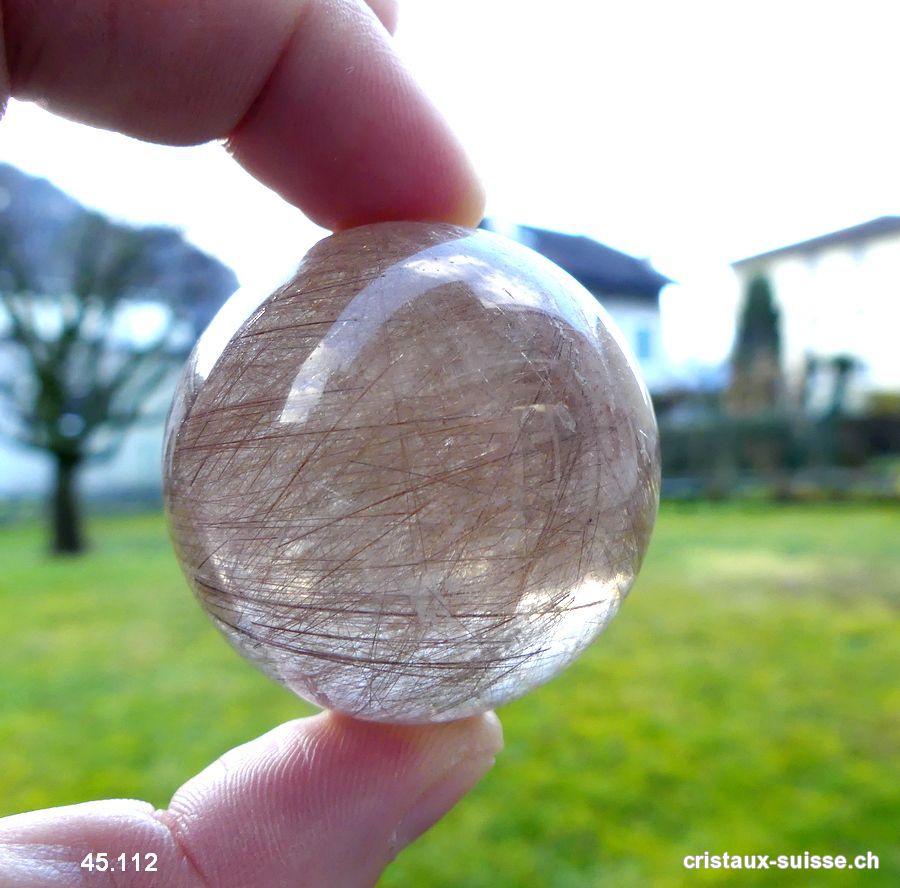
[1,503,898,886]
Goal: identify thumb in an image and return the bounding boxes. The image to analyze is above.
[0,712,503,888]
[164,711,503,886]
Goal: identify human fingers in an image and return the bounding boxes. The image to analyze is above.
[363,0,399,33]
[0,711,503,887]
[1,0,483,229]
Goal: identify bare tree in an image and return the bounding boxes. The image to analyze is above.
[0,167,237,553]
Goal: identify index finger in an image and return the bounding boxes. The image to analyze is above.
[1,0,484,230]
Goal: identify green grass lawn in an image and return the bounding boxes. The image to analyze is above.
[1,503,898,885]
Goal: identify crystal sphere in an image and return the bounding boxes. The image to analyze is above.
[164,222,660,723]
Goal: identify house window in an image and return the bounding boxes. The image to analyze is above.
[635,327,653,360]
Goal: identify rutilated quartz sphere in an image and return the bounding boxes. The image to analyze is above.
[164,222,660,723]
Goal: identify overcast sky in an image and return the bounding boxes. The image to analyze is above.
[2,0,898,368]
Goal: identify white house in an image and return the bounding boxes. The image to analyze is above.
[482,220,673,392]
[0,363,181,502]
[1,208,674,504]
[732,216,900,410]
[0,163,237,503]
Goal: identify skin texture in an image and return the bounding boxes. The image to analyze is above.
[0,2,499,885]
[0,713,503,887]
[0,0,484,230]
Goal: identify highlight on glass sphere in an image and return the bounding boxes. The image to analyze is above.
[163,222,660,723]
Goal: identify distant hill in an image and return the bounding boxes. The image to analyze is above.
[0,163,238,337]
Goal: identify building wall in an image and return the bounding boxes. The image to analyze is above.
[598,295,669,393]
[1,293,670,501]
[734,231,900,406]
[0,370,177,502]
[0,297,193,502]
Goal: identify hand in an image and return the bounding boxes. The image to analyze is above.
[0,0,484,232]
[0,2,500,885]
[0,713,502,886]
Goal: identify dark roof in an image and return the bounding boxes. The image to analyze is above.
[480,220,671,299]
[733,216,900,266]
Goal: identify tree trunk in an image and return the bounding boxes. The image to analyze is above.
[51,453,85,555]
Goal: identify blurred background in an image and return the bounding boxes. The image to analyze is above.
[1,1,897,885]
